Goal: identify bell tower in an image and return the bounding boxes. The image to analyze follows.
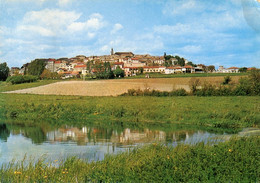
[111,48,114,55]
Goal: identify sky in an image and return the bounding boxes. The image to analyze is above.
[0,0,259,68]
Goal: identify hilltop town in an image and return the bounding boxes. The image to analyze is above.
[9,49,248,78]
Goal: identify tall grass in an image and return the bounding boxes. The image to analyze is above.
[1,94,259,129]
[0,136,259,182]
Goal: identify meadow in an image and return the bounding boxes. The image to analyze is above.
[1,94,259,130]
[0,136,259,182]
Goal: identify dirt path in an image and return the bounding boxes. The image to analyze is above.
[3,76,241,96]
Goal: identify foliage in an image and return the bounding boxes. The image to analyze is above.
[189,78,200,94]
[27,59,47,76]
[0,136,259,182]
[113,66,125,78]
[122,88,188,97]
[207,65,215,72]
[6,75,38,84]
[40,69,59,79]
[94,61,114,79]
[239,67,247,72]
[0,62,10,81]
[174,55,185,66]
[222,75,232,85]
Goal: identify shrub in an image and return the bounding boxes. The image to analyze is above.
[222,76,231,85]
[6,75,38,84]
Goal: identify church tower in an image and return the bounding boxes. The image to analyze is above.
[111,48,114,55]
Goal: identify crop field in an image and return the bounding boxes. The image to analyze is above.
[3,76,242,96]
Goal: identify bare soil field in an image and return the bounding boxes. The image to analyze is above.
[4,76,241,96]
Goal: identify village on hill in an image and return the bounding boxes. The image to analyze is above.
[9,49,245,78]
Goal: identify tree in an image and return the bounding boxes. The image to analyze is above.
[239,67,247,72]
[0,62,10,81]
[27,59,47,76]
[174,56,185,66]
[187,61,195,67]
[114,66,125,78]
[208,65,215,73]
[138,67,143,74]
[40,69,59,79]
[94,61,114,79]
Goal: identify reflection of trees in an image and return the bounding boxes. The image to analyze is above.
[22,127,46,144]
[0,123,10,142]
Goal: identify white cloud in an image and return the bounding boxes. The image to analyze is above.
[111,23,123,34]
[67,13,105,33]
[17,9,81,37]
[163,0,205,16]
[58,0,71,6]
[87,32,96,38]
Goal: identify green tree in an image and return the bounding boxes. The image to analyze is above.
[27,59,47,76]
[114,66,125,78]
[239,67,247,72]
[138,67,144,74]
[0,62,10,81]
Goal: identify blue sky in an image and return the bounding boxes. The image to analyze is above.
[0,0,259,68]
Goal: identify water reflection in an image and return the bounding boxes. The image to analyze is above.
[0,122,238,165]
[45,126,202,146]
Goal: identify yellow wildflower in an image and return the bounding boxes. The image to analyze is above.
[229,149,232,152]
[14,171,22,175]
[167,155,170,159]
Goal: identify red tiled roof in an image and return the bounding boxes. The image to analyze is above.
[74,65,86,68]
[166,67,182,69]
[55,61,61,64]
[228,67,239,69]
[131,58,139,60]
[247,67,256,71]
[184,66,194,69]
[144,66,160,69]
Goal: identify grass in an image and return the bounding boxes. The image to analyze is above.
[1,94,259,129]
[0,80,59,92]
[0,136,259,182]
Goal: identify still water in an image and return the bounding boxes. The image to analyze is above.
[0,123,246,165]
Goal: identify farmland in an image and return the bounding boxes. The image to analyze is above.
[3,75,243,96]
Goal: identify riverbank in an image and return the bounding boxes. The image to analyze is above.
[1,94,259,129]
[0,136,259,182]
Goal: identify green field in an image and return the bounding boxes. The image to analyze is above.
[0,80,59,92]
[1,94,259,130]
[0,136,259,182]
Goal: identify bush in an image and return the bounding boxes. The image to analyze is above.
[222,76,231,85]
[6,75,38,84]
